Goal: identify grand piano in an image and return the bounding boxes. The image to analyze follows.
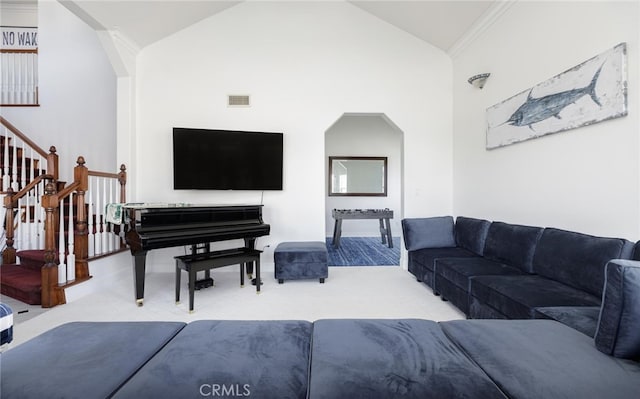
[123,204,270,306]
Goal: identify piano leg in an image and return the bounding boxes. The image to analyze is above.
[256,257,261,294]
[175,261,181,304]
[133,251,147,306]
[244,237,256,279]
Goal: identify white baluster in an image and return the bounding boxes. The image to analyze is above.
[95,177,103,255]
[107,178,115,252]
[67,192,75,281]
[29,147,34,181]
[58,198,66,284]
[25,189,32,249]
[101,177,107,253]
[19,137,26,190]
[87,178,95,257]
[11,133,17,191]
[15,196,23,255]
[36,179,44,250]
[2,127,9,191]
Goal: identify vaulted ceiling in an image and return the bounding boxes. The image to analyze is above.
[59,1,496,54]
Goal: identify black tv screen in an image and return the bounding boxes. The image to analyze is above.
[173,128,283,190]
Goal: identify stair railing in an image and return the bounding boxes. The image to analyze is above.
[1,115,58,265]
[40,158,127,307]
[87,164,127,259]
[2,174,51,265]
[2,116,128,307]
[1,116,58,191]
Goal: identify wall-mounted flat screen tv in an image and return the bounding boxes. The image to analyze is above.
[173,127,283,190]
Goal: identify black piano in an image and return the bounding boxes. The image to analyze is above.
[124,204,270,306]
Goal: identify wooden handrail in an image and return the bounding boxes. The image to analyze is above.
[55,181,80,201]
[5,173,52,204]
[88,164,127,203]
[0,116,48,158]
[0,117,58,181]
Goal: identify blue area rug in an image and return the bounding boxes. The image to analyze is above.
[326,237,400,266]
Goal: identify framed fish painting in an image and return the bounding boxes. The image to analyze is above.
[486,42,627,149]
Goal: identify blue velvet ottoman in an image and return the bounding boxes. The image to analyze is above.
[274,241,328,284]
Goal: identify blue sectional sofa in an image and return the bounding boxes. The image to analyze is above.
[402,216,636,336]
[2,259,640,398]
[2,221,639,398]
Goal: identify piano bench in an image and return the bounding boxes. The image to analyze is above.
[274,242,328,284]
[175,248,262,313]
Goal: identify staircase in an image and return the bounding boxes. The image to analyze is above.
[0,116,128,307]
[1,251,56,305]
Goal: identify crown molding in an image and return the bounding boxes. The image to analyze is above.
[448,0,518,59]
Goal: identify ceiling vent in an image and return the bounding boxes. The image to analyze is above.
[228,95,250,107]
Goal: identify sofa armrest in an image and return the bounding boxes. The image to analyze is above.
[595,259,640,359]
[401,216,456,251]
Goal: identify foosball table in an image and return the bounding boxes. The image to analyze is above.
[331,208,394,248]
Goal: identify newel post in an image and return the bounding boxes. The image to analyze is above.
[2,188,16,264]
[74,157,89,280]
[118,164,127,203]
[41,181,65,308]
[46,146,59,181]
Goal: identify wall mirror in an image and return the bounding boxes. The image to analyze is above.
[328,156,387,196]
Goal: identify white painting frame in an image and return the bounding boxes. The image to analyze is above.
[486,43,627,150]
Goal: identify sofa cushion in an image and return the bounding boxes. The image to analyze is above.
[401,216,456,251]
[1,321,186,399]
[595,260,640,360]
[533,228,634,297]
[435,257,525,292]
[410,248,478,273]
[482,222,543,273]
[470,275,601,319]
[308,319,506,398]
[454,216,491,255]
[409,247,478,287]
[534,306,600,337]
[441,320,640,399]
[113,320,312,399]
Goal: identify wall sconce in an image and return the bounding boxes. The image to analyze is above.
[468,73,490,89]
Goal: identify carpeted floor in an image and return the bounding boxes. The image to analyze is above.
[326,237,400,266]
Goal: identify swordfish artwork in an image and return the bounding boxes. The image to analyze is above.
[486,43,627,149]
[506,64,603,129]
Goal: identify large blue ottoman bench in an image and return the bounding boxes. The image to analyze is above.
[274,241,328,284]
[0,321,185,398]
[114,320,312,399]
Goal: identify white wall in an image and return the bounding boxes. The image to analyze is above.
[1,1,117,179]
[134,1,453,269]
[452,1,640,240]
[325,114,402,237]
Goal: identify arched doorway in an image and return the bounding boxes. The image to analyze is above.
[324,113,404,266]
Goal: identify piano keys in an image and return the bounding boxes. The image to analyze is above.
[123,204,270,306]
